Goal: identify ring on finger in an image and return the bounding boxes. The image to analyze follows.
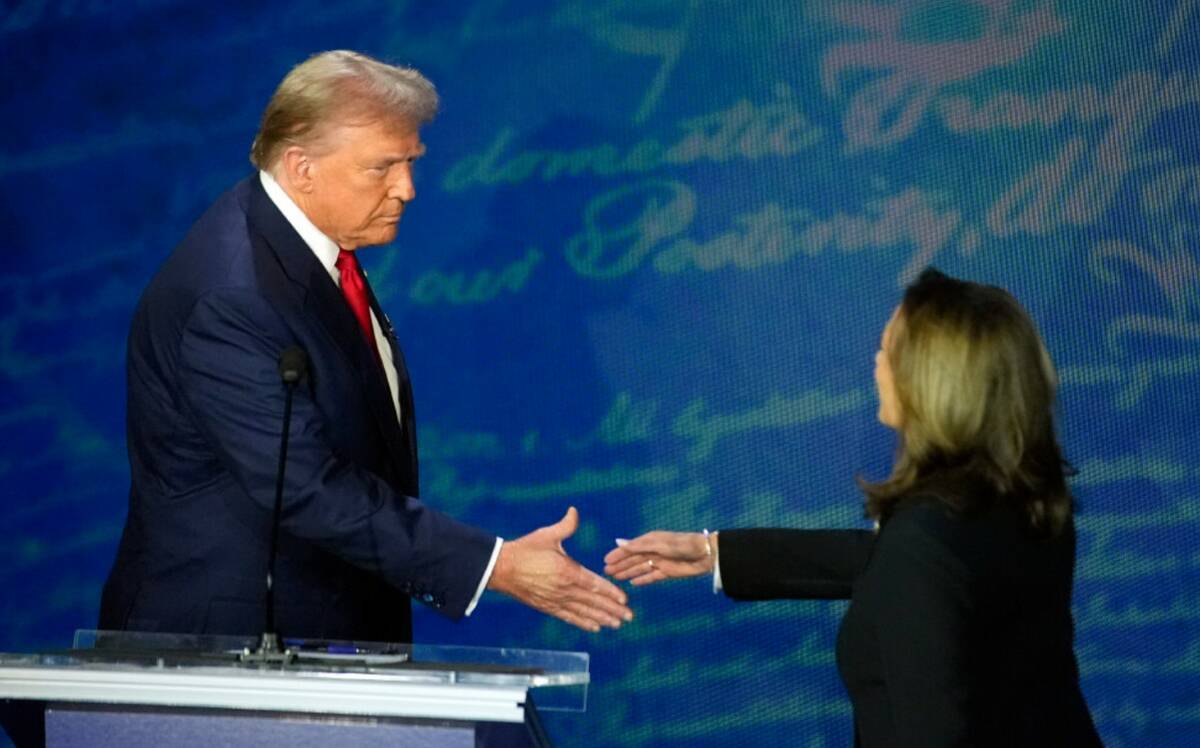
[647,559,656,569]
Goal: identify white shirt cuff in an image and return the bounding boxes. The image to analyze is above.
[713,555,723,593]
[464,537,504,616]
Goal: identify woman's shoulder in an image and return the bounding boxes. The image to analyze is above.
[879,497,966,557]
[889,490,1027,536]
[889,467,1032,528]
[884,490,1065,579]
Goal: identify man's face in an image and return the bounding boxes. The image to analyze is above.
[302,119,425,250]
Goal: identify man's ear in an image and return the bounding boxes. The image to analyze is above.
[280,146,316,194]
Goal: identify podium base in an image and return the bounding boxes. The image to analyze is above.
[3,698,548,748]
[47,704,474,748]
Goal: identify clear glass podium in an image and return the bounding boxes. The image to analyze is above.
[0,630,589,747]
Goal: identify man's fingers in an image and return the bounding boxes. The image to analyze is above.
[556,550,628,602]
[552,605,601,633]
[579,567,628,602]
[543,594,628,632]
[572,587,633,622]
[561,599,622,629]
[566,568,634,619]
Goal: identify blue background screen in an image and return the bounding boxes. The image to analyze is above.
[0,2,1197,746]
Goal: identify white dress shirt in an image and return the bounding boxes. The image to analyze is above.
[259,171,501,616]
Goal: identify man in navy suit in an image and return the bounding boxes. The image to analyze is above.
[98,50,632,643]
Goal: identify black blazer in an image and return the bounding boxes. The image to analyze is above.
[720,497,1103,747]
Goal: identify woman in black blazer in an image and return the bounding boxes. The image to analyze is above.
[606,269,1103,747]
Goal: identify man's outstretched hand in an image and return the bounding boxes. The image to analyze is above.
[487,507,633,632]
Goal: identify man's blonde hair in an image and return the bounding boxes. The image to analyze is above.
[861,269,1072,536]
[249,50,438,171]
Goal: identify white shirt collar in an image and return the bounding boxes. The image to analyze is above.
[259,170,341,283]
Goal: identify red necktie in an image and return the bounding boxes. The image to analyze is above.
[335,249,380,360]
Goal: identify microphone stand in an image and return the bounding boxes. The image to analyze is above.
[240,346,307,665]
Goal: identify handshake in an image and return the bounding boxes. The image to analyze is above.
[486,507,715,633]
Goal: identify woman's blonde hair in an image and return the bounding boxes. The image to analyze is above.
[249,50,438,171]
[861,269,1072,536]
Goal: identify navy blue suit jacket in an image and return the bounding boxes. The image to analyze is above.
[99,175,496,643]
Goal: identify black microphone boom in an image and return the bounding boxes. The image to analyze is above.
[242,345,308,664]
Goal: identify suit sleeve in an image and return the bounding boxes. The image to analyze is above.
[871,506,973,746]
[718,528,875,600]
[175,287,496,619]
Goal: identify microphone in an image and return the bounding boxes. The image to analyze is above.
[279,345,308,384]
[242,345,308,664]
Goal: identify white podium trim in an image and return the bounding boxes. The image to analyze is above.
[0,664,528,723]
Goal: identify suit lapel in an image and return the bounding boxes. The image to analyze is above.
[362,278,419,493]
[244,176,411,487]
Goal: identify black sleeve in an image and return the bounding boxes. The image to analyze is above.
[718,528,875,600]
[871,506,973,746]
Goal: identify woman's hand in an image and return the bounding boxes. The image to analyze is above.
[603,531,717,586]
